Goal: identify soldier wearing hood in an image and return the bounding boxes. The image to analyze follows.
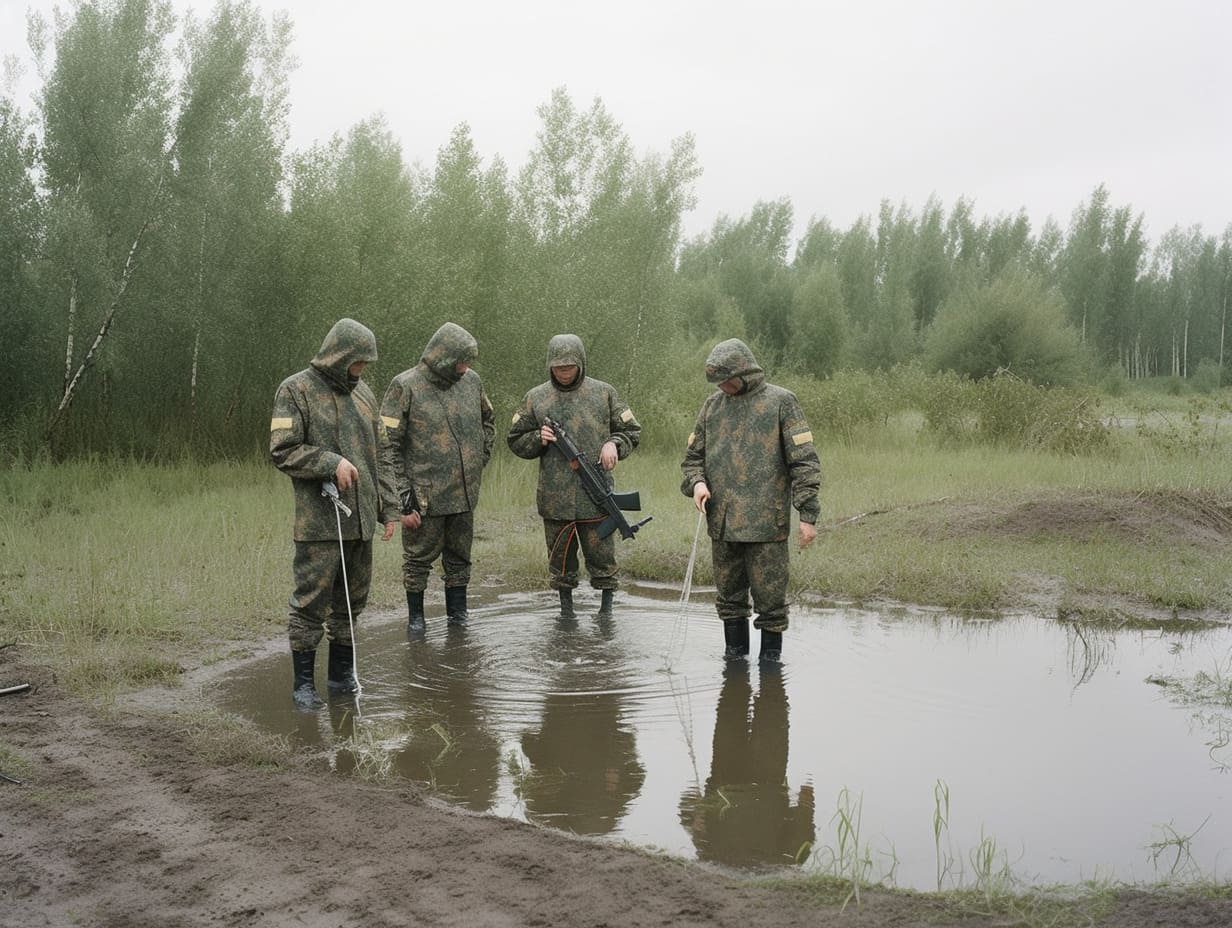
[680,338,821,663]
[270,318,400,709]
[381,322,495,633]
[507,334,642,619]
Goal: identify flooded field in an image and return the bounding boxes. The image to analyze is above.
[218,587,1232,890]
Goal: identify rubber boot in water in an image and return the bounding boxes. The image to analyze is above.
[407,590,426,635]
[558,588,576,620]
[759,629,783,665]
[596,589,614,618]
[291,649,324,710]
[723,619,750,661]
[327,641,357,694]
[445,586,469,627]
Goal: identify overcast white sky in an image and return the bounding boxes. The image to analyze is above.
[3,0,1229,244]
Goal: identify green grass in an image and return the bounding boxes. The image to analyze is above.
[3,409,1231,695]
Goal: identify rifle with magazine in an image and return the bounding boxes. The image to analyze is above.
[543,416,651,540]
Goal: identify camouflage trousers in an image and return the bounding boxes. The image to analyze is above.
[711,538,790,632]
[543,517,617,591]
[288,539,373,651]
[402,511,474,592]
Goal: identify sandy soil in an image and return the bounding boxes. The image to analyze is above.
[2,643,1230,928]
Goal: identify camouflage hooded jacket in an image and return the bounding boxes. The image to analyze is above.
[680,338,821,542]
[270,318,400,542]
[507,334,641,521]
[380,322,495,517]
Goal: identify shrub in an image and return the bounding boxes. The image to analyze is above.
[924,271,1089,387]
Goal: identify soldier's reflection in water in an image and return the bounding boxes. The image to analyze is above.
[390,625,501,811]
[679,664,815,868]
[325,698,359,776]
[519,620,645,835]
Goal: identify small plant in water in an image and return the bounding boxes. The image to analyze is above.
[810,787,877,910]
[969,830,1016,903]
[933,778,955,891]
[334,718,406,782]
[1147,816,1211,880]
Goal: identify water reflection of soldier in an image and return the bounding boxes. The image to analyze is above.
[381,323,495,633]
[270,318,400,709]
[519,629,645,835]
[680,338,820,663]
[679,665,815,868]
[394,626,501,811]
[507,334,641,620]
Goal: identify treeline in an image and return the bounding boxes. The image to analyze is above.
[2,0,1230,461]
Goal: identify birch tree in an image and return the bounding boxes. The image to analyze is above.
[34,0,175,447]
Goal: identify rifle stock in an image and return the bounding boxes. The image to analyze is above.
[543,417,651,540]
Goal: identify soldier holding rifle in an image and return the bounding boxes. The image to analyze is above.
[508,334,642,619]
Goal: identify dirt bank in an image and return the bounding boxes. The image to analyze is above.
[2,648,1231,928]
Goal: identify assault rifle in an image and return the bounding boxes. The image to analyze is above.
[543,416,651,540]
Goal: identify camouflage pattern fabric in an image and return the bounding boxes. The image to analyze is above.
[680,338,821,633]
[680,338,821,541]
[712,538,789,631]
[270,317,400,542]
[507,334,641,522]
[401,510,474,592]
[288,539,373,650]
[508,334,640,587]
[380,322,495,518]
[543,517,617,591]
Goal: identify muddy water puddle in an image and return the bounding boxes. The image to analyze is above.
[218,587,1232,889]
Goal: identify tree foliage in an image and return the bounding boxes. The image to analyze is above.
[0,2,1230,461]
[924,272,1088,385]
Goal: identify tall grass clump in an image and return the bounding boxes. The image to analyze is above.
[0,459,290,693]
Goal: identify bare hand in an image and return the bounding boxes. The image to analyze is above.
[540,425,556,446]
[400,511,422,531]
[381,521,397,541]
[335,458,359,490]
[692,482,710,514]
[798,522,817,550]
[599,441,618,471]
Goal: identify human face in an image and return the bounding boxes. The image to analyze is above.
[552,364,579,387]
[718,375,743,395]
[348,360,369,378]
[454,361,470,375]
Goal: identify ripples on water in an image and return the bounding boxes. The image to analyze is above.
[219,587,1232,889]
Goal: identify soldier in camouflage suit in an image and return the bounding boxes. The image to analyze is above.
[270,318,400,709]
[507,334,641,619]
[680,338,820,663]
[380,322,495,633]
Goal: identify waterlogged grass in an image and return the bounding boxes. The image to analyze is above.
[3,413,1231,694]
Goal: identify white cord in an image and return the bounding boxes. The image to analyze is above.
[331,498,364,714]
[664,509,706,670]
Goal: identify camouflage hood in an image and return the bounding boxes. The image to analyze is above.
[547,333,586,391]
[704,338,764,394]
[421,322,478,386]
[310,318,378,393]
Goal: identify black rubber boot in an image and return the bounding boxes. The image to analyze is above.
[327,642,357,694]
[291,649,324,710]
[759,629,783,665]
[445,586,469,627]
[723,620,750,660]
[596,589,614,618]
[558,588,576,619]
[407,590,426,635]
